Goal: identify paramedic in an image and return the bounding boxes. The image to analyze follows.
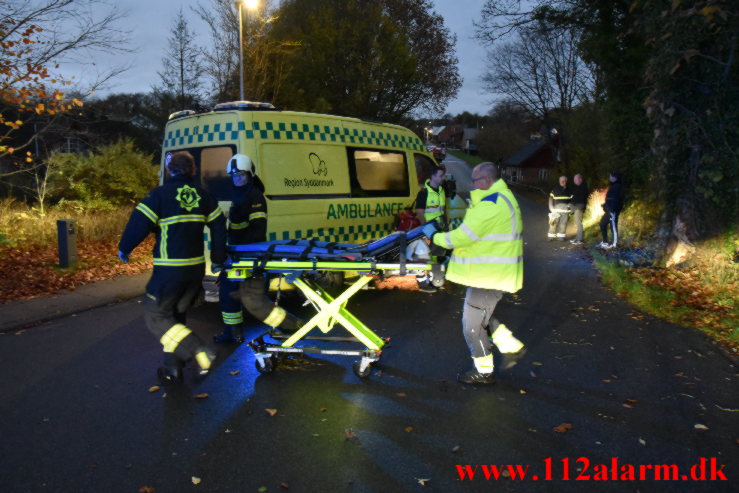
[548,176,572,241]
[215,154,301,343]
[414,166,447,292]
[424,162,526,385]
[118,151,226,384]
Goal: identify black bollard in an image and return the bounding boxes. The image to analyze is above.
[57,219,78,268]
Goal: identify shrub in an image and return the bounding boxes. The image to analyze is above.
[47,138,158,207]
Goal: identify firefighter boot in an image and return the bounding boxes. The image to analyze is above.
[157,354,184,385]
[214,325,243,344]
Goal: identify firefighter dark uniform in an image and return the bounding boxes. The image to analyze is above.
[119,175,226,381]
[218,179,301,338]
[548,184,572,240]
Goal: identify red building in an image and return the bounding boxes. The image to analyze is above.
[502,137,557,184]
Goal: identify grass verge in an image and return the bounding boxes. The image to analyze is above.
[591,245,738,354]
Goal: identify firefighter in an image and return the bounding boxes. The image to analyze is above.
[118,151,226,384]
[424,162,526,385]
[214,154,301,343]
[548,175,572,241]
[414,166,447,292]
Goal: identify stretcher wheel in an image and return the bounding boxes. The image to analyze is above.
[255,356,275,374]
[352,360,373,379]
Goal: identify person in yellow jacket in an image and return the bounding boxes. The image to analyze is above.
[423,162,526,384]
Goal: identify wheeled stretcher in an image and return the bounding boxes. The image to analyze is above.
[225,226,441,378]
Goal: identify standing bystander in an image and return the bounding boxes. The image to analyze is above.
[570,174,589,245]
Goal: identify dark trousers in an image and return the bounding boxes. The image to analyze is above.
[599,211,620,245]
[144,277,208,367]
[220,273,302,331]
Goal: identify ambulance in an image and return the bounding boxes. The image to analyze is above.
[160,101,463,287]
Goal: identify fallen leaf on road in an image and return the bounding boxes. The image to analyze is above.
[694,424,709,430]
[626,398,637,403]
[280,482,290,489]
[622,404,633,409]
[532,361,543,366]
[638,438,646,446]
[553,423,573,433]
[229,370,241,375]
[148,386,160,393]
[416,478,431,486]
[194,393,209,399]
[265,408,278,416]
[258,487,267,493]
[396,392,407,397]
[404,426,414,432]
[139,487,155,493]
[345,428,358,440]
[451,445,461,453]
[602,379,611,383]
[519,389,527,395]
[191,477,201,485]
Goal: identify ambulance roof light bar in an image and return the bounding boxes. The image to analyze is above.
[167,109,196,121]
[214,101,276,112]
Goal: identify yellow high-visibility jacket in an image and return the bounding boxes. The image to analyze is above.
[432,179,523,292]
[421,180,446,224]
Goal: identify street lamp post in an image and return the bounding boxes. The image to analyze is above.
[236,0,259,101]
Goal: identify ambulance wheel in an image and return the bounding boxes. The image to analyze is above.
[352,360,373,379]
[255,357,275,374]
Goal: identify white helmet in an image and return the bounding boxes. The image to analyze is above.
[226,154,254,174]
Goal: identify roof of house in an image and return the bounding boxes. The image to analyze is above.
[503,138,547,167]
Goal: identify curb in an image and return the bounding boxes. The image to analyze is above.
[0,272,150,333]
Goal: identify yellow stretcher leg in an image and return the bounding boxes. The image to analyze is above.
[280,275,385,351]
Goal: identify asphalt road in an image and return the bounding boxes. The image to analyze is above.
[0,164,737,492]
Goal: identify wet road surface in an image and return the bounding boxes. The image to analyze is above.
[1,175,737,492]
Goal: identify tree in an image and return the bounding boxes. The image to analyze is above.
[0,0,129,177]
[157,9,204,109]
[475,100,537,163]
[194,0,293,104]
[264,0,461,121]
[481,21,593,123]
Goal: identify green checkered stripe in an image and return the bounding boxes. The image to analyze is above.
[268,223,394,243]
[163,121,425,152]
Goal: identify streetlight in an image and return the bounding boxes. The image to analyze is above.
[236,0,259,101]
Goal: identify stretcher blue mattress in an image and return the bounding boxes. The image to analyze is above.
[227,225,426,262]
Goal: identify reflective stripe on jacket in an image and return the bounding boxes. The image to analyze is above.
[432,179,523,292]
[422,180,446,223]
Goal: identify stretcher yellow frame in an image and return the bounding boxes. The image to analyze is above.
[227,259,432,377]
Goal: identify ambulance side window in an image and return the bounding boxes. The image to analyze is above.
[199,146,236,200]
[348,148,409,197]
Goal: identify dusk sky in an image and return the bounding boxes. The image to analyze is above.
[74,0,492,116]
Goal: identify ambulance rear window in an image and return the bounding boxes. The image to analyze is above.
[199,146,235,200]
[348,149,409,197]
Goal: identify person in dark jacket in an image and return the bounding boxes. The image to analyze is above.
[569,174,589,245]
[597,171,624,249]
[214,154,301,344]
[118,151,227,384]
